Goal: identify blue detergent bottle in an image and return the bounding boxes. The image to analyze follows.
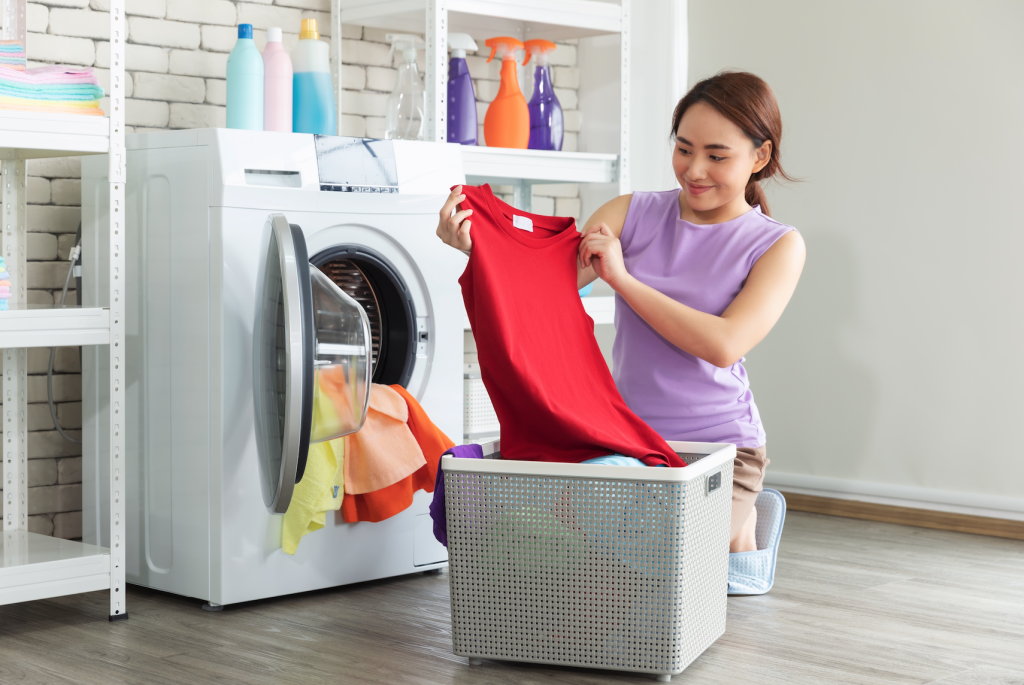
[292,18,337,135]
[524,39,563,151]
[226,24,264,130]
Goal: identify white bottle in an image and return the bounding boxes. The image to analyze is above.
[384,33,426,140]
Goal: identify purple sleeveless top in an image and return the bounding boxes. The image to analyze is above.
[612,190,796,448]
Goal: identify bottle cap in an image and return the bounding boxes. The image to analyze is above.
[267,27,282,42]
[523,39,557,65]
[300,18,319,40]
[484,36,524,63]
[237,23,253,40]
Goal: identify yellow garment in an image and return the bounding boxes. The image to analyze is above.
[281,437,345,555]
[281,370,350,555]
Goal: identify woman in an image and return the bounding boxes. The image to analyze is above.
[437,72,805,556]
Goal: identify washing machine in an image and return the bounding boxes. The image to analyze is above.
[80,129,466,607]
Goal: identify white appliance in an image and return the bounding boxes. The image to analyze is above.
[81,129,466,607]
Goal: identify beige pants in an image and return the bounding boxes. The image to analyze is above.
[731,445,769,538]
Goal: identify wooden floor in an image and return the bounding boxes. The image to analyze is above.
[1,512,1022,685]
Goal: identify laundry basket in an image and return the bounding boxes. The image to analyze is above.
[442,441,735,681]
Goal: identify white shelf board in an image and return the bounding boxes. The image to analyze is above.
[462,146,617,185]
[0,110,110,160]
[463,295,614,329]
[0,531,110,606]
[0,306,110,348]
[341,0,622,40]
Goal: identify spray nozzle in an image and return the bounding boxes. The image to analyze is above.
[448,32,478,59]
[523,39,557,66]
[386,33,426,63]
[485,36,525,63]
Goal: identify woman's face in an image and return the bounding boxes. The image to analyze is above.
[672,102,771,214]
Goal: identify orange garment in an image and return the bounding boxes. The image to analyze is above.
[342,385,456,523]
[317,364,357,431]
[344,384,425,494]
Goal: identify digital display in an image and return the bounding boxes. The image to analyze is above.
[314,135,399,193]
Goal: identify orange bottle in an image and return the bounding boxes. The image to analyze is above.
[483,37,529,149]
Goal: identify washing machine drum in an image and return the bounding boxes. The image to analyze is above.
[253,214,374,514]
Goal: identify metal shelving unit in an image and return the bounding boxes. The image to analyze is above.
[333,0,631,208]
[0,0,128,620]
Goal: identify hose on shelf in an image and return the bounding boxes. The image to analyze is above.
[49,232,82,445]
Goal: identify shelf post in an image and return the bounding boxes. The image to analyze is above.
[618,0,630,196]
[1,0,26,45]
[425,0,448,142]
[512,180,532,212]
[2,156,28,534]
[107,0,128,621]
[331,0,342,135]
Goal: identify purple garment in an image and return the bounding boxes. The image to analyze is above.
[613,191,796,448]
[429,443,484,547]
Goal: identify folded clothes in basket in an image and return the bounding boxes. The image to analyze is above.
[431,451,665,547]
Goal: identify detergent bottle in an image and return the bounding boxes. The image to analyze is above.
[447,32,478,145]
[483,36,529,149]
[524,39,563,151]
[262,27,293,132]
[226,23,264,130]
[292,18,337,135]
[384,33,426,140]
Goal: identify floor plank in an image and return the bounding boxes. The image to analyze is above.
[0,512,1021,685]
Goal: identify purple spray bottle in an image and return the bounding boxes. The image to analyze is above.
[524,39,563,151]
[447,33,478,145]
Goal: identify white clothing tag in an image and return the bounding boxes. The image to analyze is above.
[512,215,533,232]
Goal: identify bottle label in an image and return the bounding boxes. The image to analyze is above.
[512,215,533,232]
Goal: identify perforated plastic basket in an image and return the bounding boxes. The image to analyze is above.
[442,441,735,681]
[463,376,499,438]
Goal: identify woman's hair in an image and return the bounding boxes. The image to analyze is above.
[671,71,792,216]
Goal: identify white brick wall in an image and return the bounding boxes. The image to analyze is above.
[3,2,583,541]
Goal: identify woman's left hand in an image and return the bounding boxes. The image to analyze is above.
[578,223,631,289]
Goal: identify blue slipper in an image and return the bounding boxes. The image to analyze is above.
[727,488,786,595]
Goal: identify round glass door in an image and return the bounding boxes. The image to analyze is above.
[253,214,372,514]
[309,266,372,443]
[253,215,314,513]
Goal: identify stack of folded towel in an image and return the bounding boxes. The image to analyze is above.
[0,256,10,311]
[0,40,26,71]
[0,57,105,116]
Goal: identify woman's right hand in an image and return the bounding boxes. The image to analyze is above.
[436,185,473,253]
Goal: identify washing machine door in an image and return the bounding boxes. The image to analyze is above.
[253,213,372,514]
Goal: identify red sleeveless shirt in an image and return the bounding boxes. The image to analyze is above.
[458,184,683,467]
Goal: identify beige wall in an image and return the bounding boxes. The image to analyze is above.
[690,0,1024,513]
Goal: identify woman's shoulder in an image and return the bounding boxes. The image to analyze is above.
[748,206,798,234]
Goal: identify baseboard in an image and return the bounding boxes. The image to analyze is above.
[764,471,1024,521]
[780,491,1024,541]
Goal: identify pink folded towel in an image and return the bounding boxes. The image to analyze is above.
[0,65,100,86]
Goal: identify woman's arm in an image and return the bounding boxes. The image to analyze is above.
[580,228,806,368]
[576,194,632,289]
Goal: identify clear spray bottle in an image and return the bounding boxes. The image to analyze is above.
[385,33,426,140]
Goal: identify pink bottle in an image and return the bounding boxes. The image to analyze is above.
[263,27,293,132]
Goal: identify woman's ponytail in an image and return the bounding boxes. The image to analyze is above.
[745,180,769,216]
[671,72,794,217]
